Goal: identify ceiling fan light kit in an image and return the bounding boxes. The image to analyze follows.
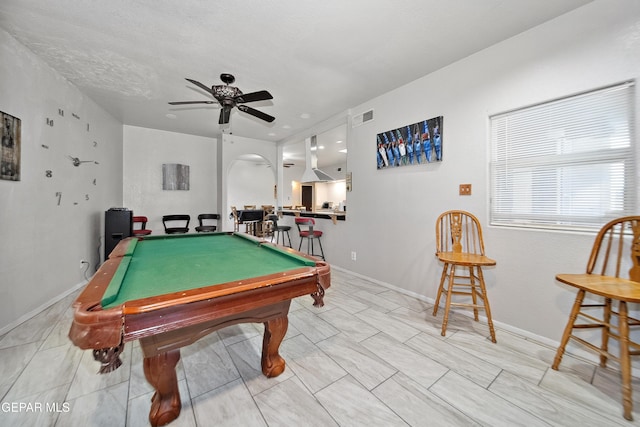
[168,74,275,125]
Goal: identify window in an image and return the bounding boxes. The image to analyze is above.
[490,81,635,231]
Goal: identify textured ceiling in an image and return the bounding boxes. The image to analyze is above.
[0,0,591,156]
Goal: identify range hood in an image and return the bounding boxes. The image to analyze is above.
[301,135,335,182]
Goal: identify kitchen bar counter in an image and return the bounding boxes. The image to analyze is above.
[279,209,346,224]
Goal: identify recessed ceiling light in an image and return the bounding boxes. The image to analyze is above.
[268,132,276,136]
[339,149,348,153]
[300,113,310,119]
[166,113,177,119]
[282,124,291,129]
[336,140,343,144]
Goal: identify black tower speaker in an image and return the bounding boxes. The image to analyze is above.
[105,208,132,260]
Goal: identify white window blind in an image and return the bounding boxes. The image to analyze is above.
[490,81,635,231]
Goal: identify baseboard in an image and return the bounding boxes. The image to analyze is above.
[0,281,87,336]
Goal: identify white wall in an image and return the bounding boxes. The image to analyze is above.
[0,29,123,331]
[315,180,347,210]
[339,0,640,345]
[123,126,217,234]
[227,159,276,214]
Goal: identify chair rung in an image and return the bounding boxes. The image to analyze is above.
[448,290,478,295]
[572,323,606,330]
[450,276,482,282]
[448,302,487,310]
[570,335,618,362]
[447,283,481,289]
[580,304,607,308]
[577,311,611,326]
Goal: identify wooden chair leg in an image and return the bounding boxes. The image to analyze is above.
[601,297,612,368]
[552,290,586,370]
[619,301,633,421]
[433,264,448,316]
[469,266,479,321]
[441,265,456,337]
[476,266,496,343]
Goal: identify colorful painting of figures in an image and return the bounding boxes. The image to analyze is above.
[376,116,442,169]
[1,111,21,181]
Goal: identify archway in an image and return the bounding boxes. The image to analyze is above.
[227,153,276,213]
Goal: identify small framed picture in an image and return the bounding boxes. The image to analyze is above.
[1,111,21,181]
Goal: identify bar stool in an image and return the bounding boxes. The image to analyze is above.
[552,216,640,421]
[195,214,219,232]
[162,214,190,234]
[433,210,497,342]
[295,217,324,260]
[132,216,152,236]
[268,214,292,247]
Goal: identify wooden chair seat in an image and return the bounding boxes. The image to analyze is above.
[437,252,495,266]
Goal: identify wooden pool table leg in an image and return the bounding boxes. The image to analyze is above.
[262,316,288,377]
[143,349,181,427]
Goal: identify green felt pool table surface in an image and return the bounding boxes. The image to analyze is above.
[102,232,317,308]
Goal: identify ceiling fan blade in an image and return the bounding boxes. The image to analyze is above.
[185,78,215,96]
[168,101,216,105]
[234,90,273,103]
[219,105,232,124]
[237,105,275,122]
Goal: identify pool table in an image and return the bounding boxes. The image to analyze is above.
[68,232,330,426]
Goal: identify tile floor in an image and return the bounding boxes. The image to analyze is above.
[1,268,639,426]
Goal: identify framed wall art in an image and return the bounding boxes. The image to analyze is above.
[162,163,190,190]
[376,116,443,169]
[1,111,21,181]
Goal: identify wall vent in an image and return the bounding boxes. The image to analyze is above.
[352,109,374,127]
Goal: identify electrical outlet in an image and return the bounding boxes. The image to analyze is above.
[351,251,357,261]
[459,184,472,196]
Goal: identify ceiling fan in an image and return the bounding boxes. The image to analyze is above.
[168,73,275,125]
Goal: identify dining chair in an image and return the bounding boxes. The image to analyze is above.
[260,205,276,238]
[230,206,241,232]
[132,216,152,237]
[231,206,256,234]
[552,216,640,421]
[434,210,497,342]
[162,214,190,234]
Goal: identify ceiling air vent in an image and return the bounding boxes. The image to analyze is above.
[352,109,374,128]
